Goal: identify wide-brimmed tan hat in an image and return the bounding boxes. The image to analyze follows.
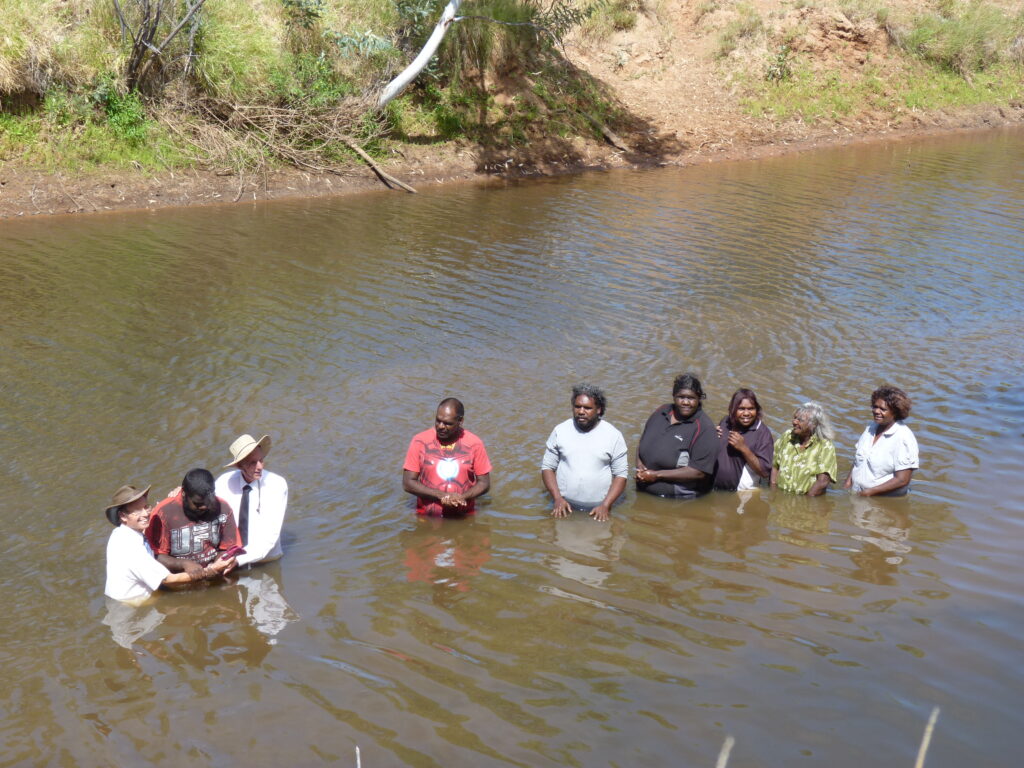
[225,434,272,468]
[104,484,151,526]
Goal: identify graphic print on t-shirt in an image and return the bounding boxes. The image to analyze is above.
[168,514,229,564]
[436,457,460,483]
[421,445,475,497]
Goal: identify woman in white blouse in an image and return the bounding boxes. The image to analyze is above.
[843,386,919,497]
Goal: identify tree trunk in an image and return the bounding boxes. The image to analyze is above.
[377,0,463,109]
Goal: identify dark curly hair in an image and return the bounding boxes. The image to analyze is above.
[572,383,607,416]
[871,386,912,421]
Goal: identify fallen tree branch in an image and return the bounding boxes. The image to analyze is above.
[338,138,417,193]
[579,111,630,152]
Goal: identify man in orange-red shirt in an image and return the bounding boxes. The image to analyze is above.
[402,398,492,517]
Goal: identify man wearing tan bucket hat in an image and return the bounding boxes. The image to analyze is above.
[215,433,288,567]
[103,484,233,603]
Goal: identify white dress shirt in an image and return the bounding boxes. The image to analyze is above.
[215,469,288,567]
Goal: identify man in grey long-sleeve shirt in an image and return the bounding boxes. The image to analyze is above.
[541,384,629,522]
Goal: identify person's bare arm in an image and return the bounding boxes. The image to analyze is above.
[542,469,572,518]
[636,466,706,484]
[806,473,832,497]
[450,473,490,507]
[160,556,235,588]
[858,469,914,497]
[589,476,627,522]
[403,470,490,510]
[403,469,446,503]
[155,554,203,574]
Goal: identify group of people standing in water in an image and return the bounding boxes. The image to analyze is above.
[630,373,919,504]
[399,374,920,524]
[102,376,919,605]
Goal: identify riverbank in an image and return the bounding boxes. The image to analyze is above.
[2,0,1022,220]
[2,102,1020,220]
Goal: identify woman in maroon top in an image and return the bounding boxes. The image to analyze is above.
[713,388,774,491]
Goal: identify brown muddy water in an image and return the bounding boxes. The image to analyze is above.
[1,128,1022,768]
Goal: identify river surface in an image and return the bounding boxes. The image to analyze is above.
[1,127,1022,767]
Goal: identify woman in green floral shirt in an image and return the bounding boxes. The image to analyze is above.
[771,402,837,497]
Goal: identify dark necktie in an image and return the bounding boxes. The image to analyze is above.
[239,484,251,546]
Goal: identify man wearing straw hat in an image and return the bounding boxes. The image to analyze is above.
[104,484,233,603]
[215,433,288,567]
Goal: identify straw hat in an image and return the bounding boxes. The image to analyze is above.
[104,484,151,526]
[225,434,272,468]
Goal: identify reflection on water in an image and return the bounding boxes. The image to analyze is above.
[401,517,492,602]
[546,517,625,588]
[1,127,1023,766]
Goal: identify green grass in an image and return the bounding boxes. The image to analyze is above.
[895,0,1024,77]
[0,107,189,171]
[899,60,1024,109]
[742,55,1024,123]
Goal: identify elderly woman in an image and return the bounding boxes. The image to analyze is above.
[636,373,719,499]
[771,402,837,497]
[104,484,233,603]
[843,386,919,497]
[713,388,774,491]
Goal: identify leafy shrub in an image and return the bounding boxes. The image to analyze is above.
[282,0,326,29]
[269,52,353,106]
[765,45,793,81]
[90,75,148,145]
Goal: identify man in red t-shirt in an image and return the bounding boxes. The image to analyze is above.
[146,468,240,573]
[402,397,492,516]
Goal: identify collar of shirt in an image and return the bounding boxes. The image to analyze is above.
[660,405,702,425]
[233,470,264,491]
[872,421,902,439]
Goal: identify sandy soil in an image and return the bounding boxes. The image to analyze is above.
[2,0,1022,220]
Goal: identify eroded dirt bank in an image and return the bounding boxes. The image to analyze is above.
[3,0,1023,221]
[2,105,1020,221]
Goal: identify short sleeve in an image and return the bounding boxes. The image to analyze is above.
[819,440,838,481]
[145,512,169,555]
[217,497,242,551]
[751,425,774,476]
[688,418,719,475]
[540,428,560,471]
[403,436,423,473]
[610,431,629,477]
[134,552,171,592]
[472,439,493,476]
[894,428,920,470]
